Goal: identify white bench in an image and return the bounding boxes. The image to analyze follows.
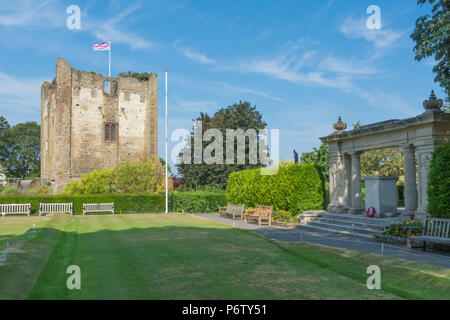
[0,204,31,217]
[83,203,114,215]
[39,203,73,216]
[411,216,450,250]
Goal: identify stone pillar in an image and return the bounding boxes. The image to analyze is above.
[349,151,362,214]
[53,58,72,193]
[327,154,339,213]
[402,145,417,214]
[343,154,352,211]
[416,147,434,213]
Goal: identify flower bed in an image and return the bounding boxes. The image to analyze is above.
[383,219,423,238]
[374,218,425,248]
[271,209,299,226]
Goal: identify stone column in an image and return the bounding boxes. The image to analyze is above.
[402,145,417,214]
[343,154,352,211]
[416,147,434,213]
[349,151,362,214]
[327,155,339,213]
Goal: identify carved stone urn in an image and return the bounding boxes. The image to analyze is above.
[423,90,443,113]
[333,116,347,133]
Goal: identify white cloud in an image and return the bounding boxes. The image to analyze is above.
[0,72,45,119]
[257,29,272,40]
[0,0,64,28]
[0,1,158,51]
[226,40,414,113]
[180,48,215,64]
[88,4,158,51]
[319,56,377,75]
[218,82,286,103]
[174,41,215,64]
[352,87,419,116]
[339,17,403,49]
[174,98,217,112]
[238,53,353,91]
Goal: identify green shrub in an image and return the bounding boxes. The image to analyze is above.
[0,194,164,215]
[169,191,227,213]
[64,160,164,195]
[427,142,450,218]
[226,164,323,213]
[0,191,227,215]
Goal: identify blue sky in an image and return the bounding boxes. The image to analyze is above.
[0,0,444,172]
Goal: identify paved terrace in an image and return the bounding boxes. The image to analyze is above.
[195,213,450,269]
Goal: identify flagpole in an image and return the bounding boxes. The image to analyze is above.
[108,42,111,77]
[165,69,168,214]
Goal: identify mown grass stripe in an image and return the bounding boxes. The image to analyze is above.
[27,215,79,299]
[0,215,71,299]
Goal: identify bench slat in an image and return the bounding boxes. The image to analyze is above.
[0,204,31,216]
[39,203,73,216]
[414,216,450,246]
[83,203,114,215]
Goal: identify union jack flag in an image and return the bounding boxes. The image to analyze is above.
[93,41,111,51]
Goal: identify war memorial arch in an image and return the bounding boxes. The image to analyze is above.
[320,91,450,216]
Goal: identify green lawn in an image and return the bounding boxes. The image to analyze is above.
[0,213,449,300]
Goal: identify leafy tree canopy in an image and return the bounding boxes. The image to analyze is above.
[352,121,405,182]
[0,120,40,179]
[300,143,329,183]
[177,101,267,189]
[159,157,172,175]
[0,116,10,164]
[411,0,450,99]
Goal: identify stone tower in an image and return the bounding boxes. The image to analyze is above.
[41,58,158,193]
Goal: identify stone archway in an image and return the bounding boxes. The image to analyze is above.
[320,91,450,215]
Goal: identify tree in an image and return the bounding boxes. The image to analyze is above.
[347,121,405,180]
[159,157,172,175]
[300,143,329,183]
[0,116,10,164]
[2,122,40,179]
[177,101,267,189]
[411,0,450,99]
[427,142,450,217]
[360,148,404,178]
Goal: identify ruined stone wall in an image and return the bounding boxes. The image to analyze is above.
[41,58,158,193]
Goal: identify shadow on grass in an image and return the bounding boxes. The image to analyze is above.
[0,218,449,300]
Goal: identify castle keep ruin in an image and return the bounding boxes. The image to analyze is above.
[41,58,158,193]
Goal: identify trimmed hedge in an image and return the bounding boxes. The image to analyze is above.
[0,191,227,215]
[427,142,450,218]
[169,191,227,213]
[226,164,324,213]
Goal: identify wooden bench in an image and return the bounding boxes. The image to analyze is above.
[83,203,114,215]
[0,204,31,217]
[39,203,73,216]
[219,204,244,220]
[410,216,450,250]
[244,205,273,226]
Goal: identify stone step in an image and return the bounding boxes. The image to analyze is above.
[297,224,374,239]
[307,221,383,235]
[318,212,399,225]
[309,217,388,229]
